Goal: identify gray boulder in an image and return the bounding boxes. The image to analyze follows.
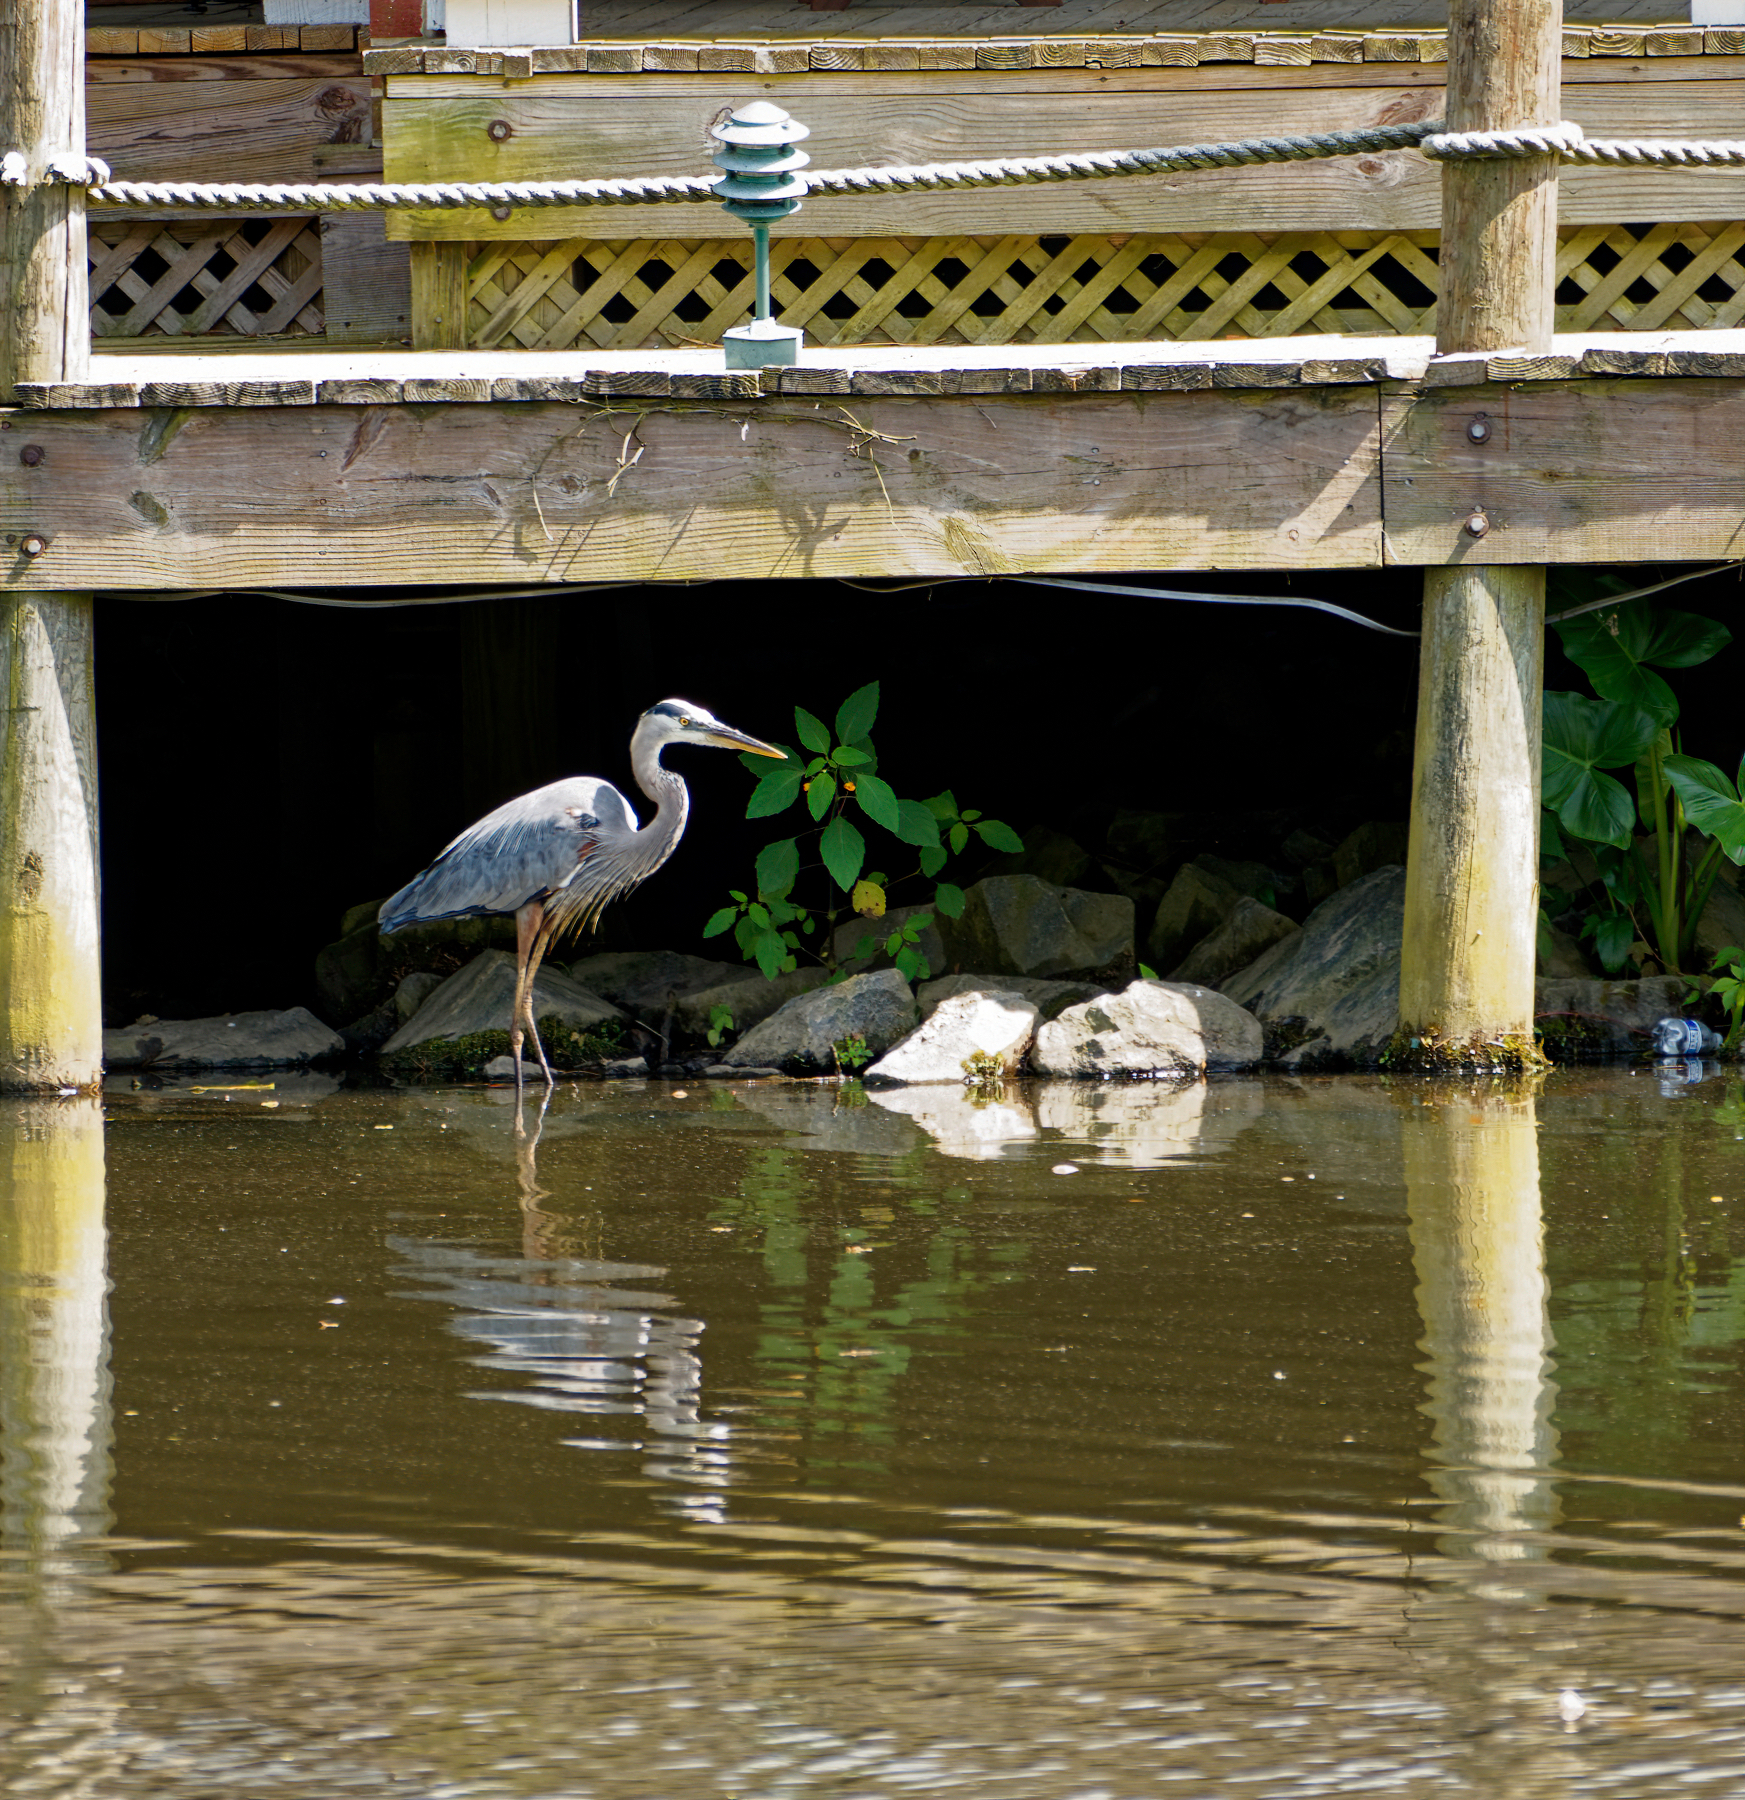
[1031,979,1263,1078]
[831,904,948,978]
[723,969,920,1073]
[104,1007,343,1070]
[1222,865,1405,1068]
[1146,862,1240,970]
[1170,896,1300,988]
[982,825,1093,889]
[1534,975,1688,1057]
[568,950,757,1021]
[380,950,622,1054]
[1537,920,1593,979]
[917,971,1102,1022]
[483,1053,543,1082]
[674,967,828,1039]
[1694,867,1745,969]
[1333,822,1409,890]
[865,989,1039,1085]
[1106,808,1176,870]
[939,875,1133,980]
[395,970,446,1025]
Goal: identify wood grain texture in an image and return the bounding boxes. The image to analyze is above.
[320,212,413,342]
[380,71,1745,241]
[0,594,102,1093]
[410,241,468,346]
[0,389,1383,585]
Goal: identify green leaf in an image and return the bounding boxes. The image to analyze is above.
[974,819,1025,854]
[832,746,871,768]
[820,816,866,892]
[733,914,760,957]
[845,933,875,964]
[892,798,941,848]
[794,707,832,753]
[902,913,933,939]
[1138,963,1159,980]
[949,822,970,856]
[895,945,931,983]
[884,931,902,957]
[746,765,804,819]
[807,770,837,822]
[835,681,880,744]
[1542,690,1661,849]
[755,837,800,898]
[753,927,789,981]
[933,881,966,919]
[1540,810,1567,866]
[850,774,900,833]
[919,845,947,878]
[1665,754,1745,864]
[1583,911,1635,974]
[923,790,958,821]
[702,906,738,938]
[747,902,770,928]
[741,743,792,775]
[1556,605,1731,727]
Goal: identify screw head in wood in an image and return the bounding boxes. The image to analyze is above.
[490,205,512,221]
[487,119,513,141]
[1464,511,1490,538]
[19,444,44,466]
[19,533,48,556]
[1466,415,1492,444]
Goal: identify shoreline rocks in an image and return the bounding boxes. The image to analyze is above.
[104,1007,343,1071]
[723,968,920,1074]
[1032,979,1264,1079]
[379,951,622,1056]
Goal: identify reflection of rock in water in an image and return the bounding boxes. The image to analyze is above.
[1034,1080,1207,1166]
[866,1084,1038,1161]
[726,1085,929,1157]
[389,1239,736,1513]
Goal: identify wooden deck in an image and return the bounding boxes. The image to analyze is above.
[3,330,1742,589]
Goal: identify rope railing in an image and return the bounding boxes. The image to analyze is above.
[8,118,1745,212]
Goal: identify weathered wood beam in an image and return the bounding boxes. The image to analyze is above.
[1397,0,1559,1066]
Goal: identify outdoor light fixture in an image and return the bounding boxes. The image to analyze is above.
[712,101,810,369]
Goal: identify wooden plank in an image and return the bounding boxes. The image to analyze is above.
[300,25,358,51]
[136,28,193,54]
[85,54,368,82]
[319,213,413,343]
[410,242,468,347]
[85,29,139,54]
[190,26,251,53]
[0,389,1384,585]
[380,73,1745,241]
[246,26,303,50]
[90,75,373,183]
[1381,380,1745,565]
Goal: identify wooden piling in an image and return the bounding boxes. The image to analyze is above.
[1397,0,1559,1066]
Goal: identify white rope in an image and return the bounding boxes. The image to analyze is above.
[54,118,1745,212]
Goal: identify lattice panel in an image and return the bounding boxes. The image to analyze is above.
[463,223,1745,351]
[89,218,324,339]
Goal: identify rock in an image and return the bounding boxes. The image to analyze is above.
[729,1082,929,1155]
[831,905,948,978]
[1281,828,1336,868]
[339,1002,399,1055]
[314,923,386,1025]
[917,972,1102,1022]
[1534,975,1689,1058]
[939,875,1133,981]
[104,1007,343,1071]
[1222,866,1404,1069]
[867,1083,1039,1159]
[600,1057,650,1079]
[1100,862,1169,927]
[1106,808,1176,870]
[1538,920,1594,979]
[1146,862,1240,970]
[1031,979,1263,1078]
[395,970,446,1025]
[340,897,387,939]
[673,968,829,1039]
[865,990,1040,1085]
[1333,822,1409,890]
[1694,867,1745,970]
[1193,854,1281,905]
[380,950,623,1054]
[317,906,516,1024]
[483,1054,543,1081]
[567,950,758,1022]
[702,1064,780,1079]
[1169,896,1301,988]
[982,826,1091,890]
[723,969,920,1073]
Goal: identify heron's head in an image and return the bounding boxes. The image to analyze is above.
[641,698,785,759]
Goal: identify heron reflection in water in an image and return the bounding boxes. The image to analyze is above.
[379,700,784,1099]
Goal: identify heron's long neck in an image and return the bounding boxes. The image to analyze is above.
[629,724,690,873]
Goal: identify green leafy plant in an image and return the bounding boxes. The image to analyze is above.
[702,682,1023,983]
[832,1033,872,1073]
[705,1004,736,1049]
[1540,582,1740,974]
[1702,945,1745,1051]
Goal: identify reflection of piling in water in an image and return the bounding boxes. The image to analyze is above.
[1405,1085,1558,1567]
[0,1099,112,1586]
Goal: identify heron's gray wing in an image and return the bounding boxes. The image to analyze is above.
[379,777,639,930]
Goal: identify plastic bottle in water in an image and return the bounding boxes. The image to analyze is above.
[1651,1017,1723,1057]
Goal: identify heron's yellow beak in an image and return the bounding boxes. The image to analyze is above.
[708,724,786,758]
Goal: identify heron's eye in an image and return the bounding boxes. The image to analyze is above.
[680,716,692,726]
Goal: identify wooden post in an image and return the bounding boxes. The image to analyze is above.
[410,242,469,350]
[1397,0,1559,1066]
[1,597,103,1094]
[2,0,102,1094]
[1,0,90,395]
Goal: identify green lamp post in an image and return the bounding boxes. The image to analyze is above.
[712,100,810,369]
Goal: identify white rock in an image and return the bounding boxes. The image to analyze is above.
[865,989,1039,1085]
[103,1007,343,1070]
[1031,979,1263,1078]
[380,950,622,1053]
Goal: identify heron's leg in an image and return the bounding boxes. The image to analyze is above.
[512,900,545,1108]
[522,922,557,1089]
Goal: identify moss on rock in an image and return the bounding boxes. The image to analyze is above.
[378,1013,628,1081]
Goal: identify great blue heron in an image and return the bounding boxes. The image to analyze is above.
[379,699,784,1095]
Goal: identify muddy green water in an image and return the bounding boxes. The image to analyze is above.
[4,1069,1745,1797]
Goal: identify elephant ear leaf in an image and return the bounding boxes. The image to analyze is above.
[1541,690,1660,849]
[1555,604,1731,727]
[1664,754,1745,864]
